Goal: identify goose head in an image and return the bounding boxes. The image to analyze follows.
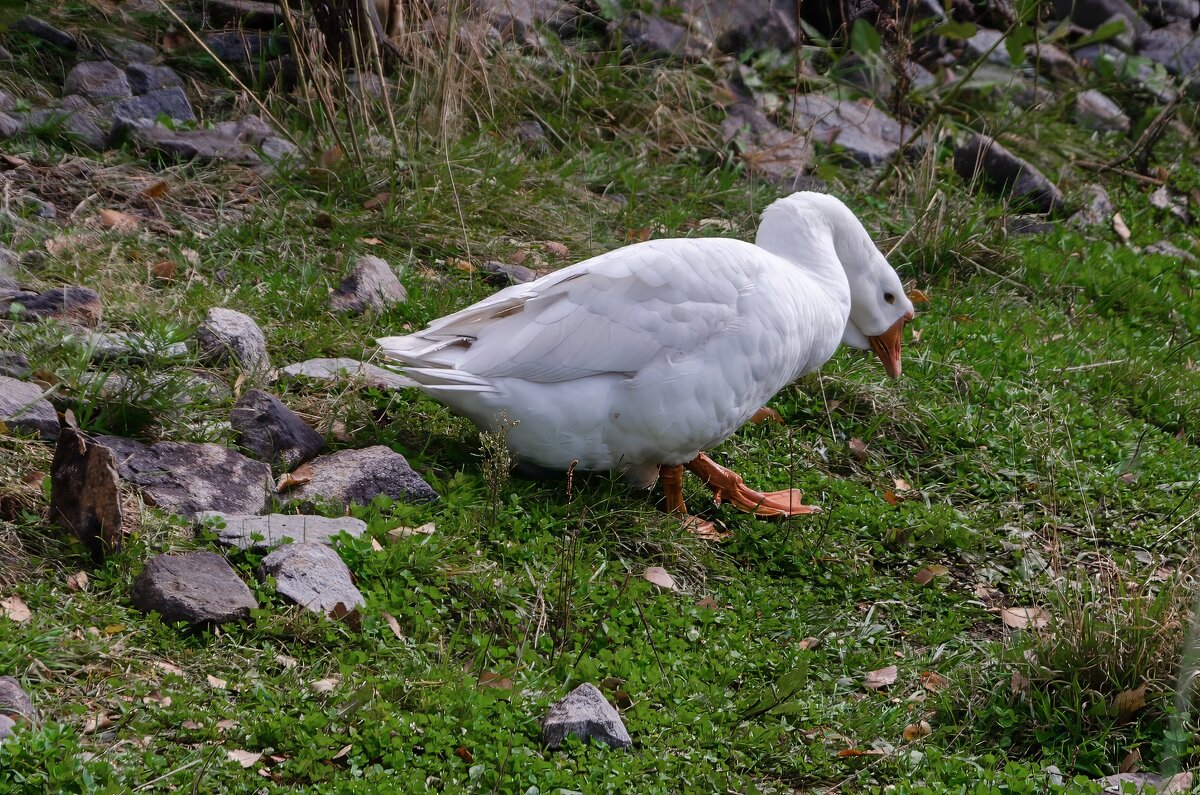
[757,192,915,379]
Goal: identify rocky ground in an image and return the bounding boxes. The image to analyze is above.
[0,0,1198,791]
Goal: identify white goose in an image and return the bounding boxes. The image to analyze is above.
[378,192,914,528]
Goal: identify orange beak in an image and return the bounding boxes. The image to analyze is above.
[867,311,914,379]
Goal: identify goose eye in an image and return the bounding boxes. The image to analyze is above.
[884,292,896,304]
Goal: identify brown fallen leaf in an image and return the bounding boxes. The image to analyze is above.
[894,477,911,491]
[863,665,898,690]
[452,258,475,273]
[207,674,227,689]
[455,745,473,763]
[275,654,298,669]
[66,571,89,592]
[98,209,140,231]
[1120,747,1141,774]
[363,192,391,210]
[509,249,528,265]
[331,744,352,761]
[626,227,652,243]
[1113,684,1147,718]
[919,671,950,693]
[380,611,404,640]
[643,566,678,591]
[311,676,340,693]
[902,720,932,741]
[370,538,384,552]
[314,212,333,229]
[0,596,31,623]
[749,406,783,424]
[152,660,184,677]
[849,437,868,462]
[1010,670,1030,694]
[798,636,821,650]
[883,490,900,506]
[913,564,950,586]
[319,145,344,169]
[216,719,239,732]
[227,749,263,768]
[1112,212,1131,243]
[1000,606,1050,630]
[694,596,719,610]
[328,602,361,629]
[543,241,569,258]
[139,180,170,199]
[150,260,177,280]
[275,463,313,493]
[360,237,382,246]
[907,288,930,304]
[837,748,885,757]
[83,713,113,734]
[478,672,514,690]
[388,522,436,541]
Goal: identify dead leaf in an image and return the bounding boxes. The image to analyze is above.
[694,596,719,610]
[643,566,678,591]
[1150,186,1171,210]
[104,624,123,635]
[311,676,340,693]
[543,241,569,258]
[1120,748,1141,774]
[363,192,391,210]
[1112,213,1131,243]
[360,237,382,246]
[139,180,170,199]
[152,660,184,677]
[1113,684,1147,718]
[913,564,950,586]
[331,744,352,761]
[314,212,333,229]
[509,249,528,265]
[902,720,932,741]
[181,720,202,730]
[0,154,28,169]
[920,671,950,693]
[142,690,171,707]
[275,463,313,493]
[66,571,89,591]
[1094,772,1194,795]
[275,654,298,669]
[82,713,113,734]
[227,749,262,768]
[798,636,821,650]
[749,406,783,424]
[388,522,436,541]
[625,227,652,243]
[379,611,404,641]
[1000,606,1049,630]
[863,665,898,690]
[883,490,900,506]
[452,258,475,273]
[1,596,31,623]
[328,602,361,629]
[478,671,513,689]
[907,288,930,304]
[894,477,911,491]
[1010,670,1030,694]
[836,748,885,757]
[216,719,238,732]
[849,437,868,462]
[207,674,227,690]
[319,145,344,169]
[455,745,473,762]
[150,260,177,280]
[98,209,140,231]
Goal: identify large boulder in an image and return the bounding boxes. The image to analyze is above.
[131,552,257,625]
[278,446,438,509]
[542,683,632,750]
[260,542,365,615]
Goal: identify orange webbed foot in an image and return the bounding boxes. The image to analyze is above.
[684,453,820,517]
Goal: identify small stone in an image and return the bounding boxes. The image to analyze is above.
[0,715,14,741]
[26,102,108,151]
[77,331,188,362]
[91,33,156,65]
[962,28,1011,65]
[230,389,324,470]
[1073,89,1130,133]
[1024,43,1079,83]
[0,112,22,141]
[280,358,415,390]
[0,353,30,379]
[195,307,270,375]
[683,0,799,54]
[203,30,284,65]
[343,70,386,99]
[614,12,707,62]
[722,101,813,189]
[542,683,632,750]
[1143,0,1200,26]
[1,286,101,326]
[1072,184,1115,230]
[330,255,407,313]
[259,137,298,164]
[0,376,59,440]
[64,62,132,102]
[203,0,285,29]
[953,134,1064,214]
[514,120,545,143]
[0,46,12,62]
[20,196,57,220]
[131,552,257,625]
[259,542,365,615]
[790,93,920,167]
[94,435,272,517]
[1140,240,1196,262]
[50,427,124,558]
[199,511,367,550]
[279,446,438,510]
[125,63,183,96]
[117,116,278,164]
[479,0,579,45]
[0,246,16,290]
[12,16,78,50]
[1005,215,1058,236]
[480,260,537,286]
[0,677,37,726]
[110,87,195,125]
[1136,23,1200,79]
[1050,0,1143,36]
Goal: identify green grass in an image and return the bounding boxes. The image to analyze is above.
[1,3,1200,793]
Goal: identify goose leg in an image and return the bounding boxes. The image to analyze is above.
[659,464,727,540]
[684,453,820,517]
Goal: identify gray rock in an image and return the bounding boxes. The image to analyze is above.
[195,307,270,375]
[722,101,812,189]
[95,435,272,517]
[91,33,157,66]
[0,46,11,62]
[26,101,108,151]
[514,120,545,144]
[1136,23,1200,78]
[20,196,57,220]
[343,70,387,99]
[330,255,407,313]
[280,358,416,390]
[279,446,438,509]
[474,0,579,45]
[110,87,195,126]
[0,677,37,726]
[1074,43,1178,103]
[1142,0,1200,25]
[614,12,707,62]
[1072,184,1115,230]
[203,0,285,29]
[790,93,918,167]
[1141,240,1197,262]
[200,511,367,550]
[204,30,284,65]
[1073,89,1130,133]
[230,389,324,470]
[679,0,798,54]
[480,260,537,286]
[0,715,14,741]
[131,551,257,624]
[0,247,15,290]
[0,376,59,440]
[50,427,124,558]
[12,16,78,50]
[0,112,22,141]
[0,91,16,113]
[125,63,183,95]
[77,331,188,361]
[260,542,365,614]
[118,116,281,164]
[542,683,632,750]
[1025,43,1079,82]
[953,134,1064,214]
[963,28,1011,65]
[1051,0,1144,35]
[0,353,30,379]
[64,62,132,102]
[259,136,299,164]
